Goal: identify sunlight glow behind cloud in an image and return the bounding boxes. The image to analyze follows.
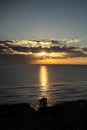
[0,39,87,64]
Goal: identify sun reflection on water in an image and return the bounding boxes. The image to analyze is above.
[40,66,49,97]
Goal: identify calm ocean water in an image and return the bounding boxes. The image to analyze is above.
[0,65,87,105]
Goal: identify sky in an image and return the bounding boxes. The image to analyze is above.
[0,0,87,64]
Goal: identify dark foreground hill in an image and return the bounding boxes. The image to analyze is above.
[0,100,87,130]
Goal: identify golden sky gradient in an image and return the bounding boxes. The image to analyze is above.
[30,57,87,65]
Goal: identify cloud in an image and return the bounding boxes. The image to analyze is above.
[0,39,86,64]
[82,47,87,52]
[62,39,80,43]
[0,54,35,64]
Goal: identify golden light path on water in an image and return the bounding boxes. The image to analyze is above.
[39,66,50,99]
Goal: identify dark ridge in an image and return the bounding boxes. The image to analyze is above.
[0,100,87,130]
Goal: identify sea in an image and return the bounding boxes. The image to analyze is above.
[0,65,87,105]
